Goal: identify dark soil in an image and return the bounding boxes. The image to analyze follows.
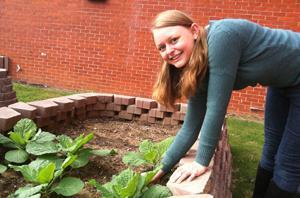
[0,118,180,197]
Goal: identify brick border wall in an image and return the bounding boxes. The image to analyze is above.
[0,93,232,197]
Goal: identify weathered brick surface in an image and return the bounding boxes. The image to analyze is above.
[29,100,59,117]
[87,103,106,111]
[158,104,180,112]
[0,98,17,107]
[0,76,12,86]
[167,123,231,198]
[99,110,115,117]
[114,95,135,105]
[167,167,213,195]
[77,93,99,105]
[1,84,13,92]
[87,110,101,118]
[48,97,74,112]
[0,107,21,132]
[135,97,158,109]
[139,113,148,122]
[0,91,16,101]
[66,95,86,108]
[8,102,37,119]
[118,111,133,120]
[97,93,114,103]
[0,69,7,78]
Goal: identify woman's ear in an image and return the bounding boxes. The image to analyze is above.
[191,23,200,40]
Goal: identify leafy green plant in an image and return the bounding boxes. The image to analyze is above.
[9,156,83,197]
[0,118,117,197]
[89,167,172,198]
[0,118,38,163]
[0,164,7,173]
[122,137,174,168]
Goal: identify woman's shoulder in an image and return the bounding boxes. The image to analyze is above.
[209,18,259,33]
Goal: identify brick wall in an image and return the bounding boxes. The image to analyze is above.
[1,0,300,117]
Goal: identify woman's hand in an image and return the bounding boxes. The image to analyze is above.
[169,161,208,183]
[150,169,166,184]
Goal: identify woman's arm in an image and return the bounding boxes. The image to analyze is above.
[161,82,208,173]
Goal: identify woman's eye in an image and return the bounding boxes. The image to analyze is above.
[171,38,178,44]
[158,45,166,52]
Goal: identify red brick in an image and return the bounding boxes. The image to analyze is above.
[75,106,86,115]
[8,102,37,119]
[97,93,114,103]
[56,111,68,121]
[48,97,74,112]
[148,109,156,118]
[114,95,135,105]
[0,69,7,78]
[135,97,157,109]
[158,103,180,112]
[118,111,133,120]
[139,113,148,122]
[75,113,86,121]
[0,92,16,101]
[162,117,172,125]
[0,98,17,107]
[167,159,214,196]
[87,110,101,118]
[0,107,21,132]
[67,95,86,108]
[148,116,156,123]
[126,105,135,114]
[1,84,13,92]
[99,110,115,117]
[91,102,106,111]
[28,100,59,117]
[35,116,53,128]
[0,77,12,86]
[77,93,98,105]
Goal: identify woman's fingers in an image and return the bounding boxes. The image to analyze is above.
[170,169,183,182]
[150,169,165,184]
[169,161,208,184]
[175,171,190,183]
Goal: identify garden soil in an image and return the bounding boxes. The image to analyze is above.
[0,118,180,197]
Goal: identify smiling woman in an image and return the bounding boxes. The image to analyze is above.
[149,9,300,198]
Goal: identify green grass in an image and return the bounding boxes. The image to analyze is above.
[228,117,264,198]
[13,82,76,102]
[13,82,265,197]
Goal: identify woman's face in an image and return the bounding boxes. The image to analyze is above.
[152,24,199,68]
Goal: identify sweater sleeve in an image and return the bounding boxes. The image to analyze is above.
[162,83,207,173]
[196,28,241,166]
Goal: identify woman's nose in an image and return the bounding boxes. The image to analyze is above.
[166,44,174,55]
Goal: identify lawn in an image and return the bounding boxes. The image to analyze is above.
[13,82,76,102]
[12,82,265,198]
[228,117,264,198]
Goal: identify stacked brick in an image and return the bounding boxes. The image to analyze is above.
[168,121,232,198]
[0,93,187,132]
[0,93,232,198]
[0,56,17,107]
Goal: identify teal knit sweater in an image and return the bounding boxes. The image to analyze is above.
[162,19,300,172]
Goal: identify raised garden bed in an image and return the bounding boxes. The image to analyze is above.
[0,93,232,197]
